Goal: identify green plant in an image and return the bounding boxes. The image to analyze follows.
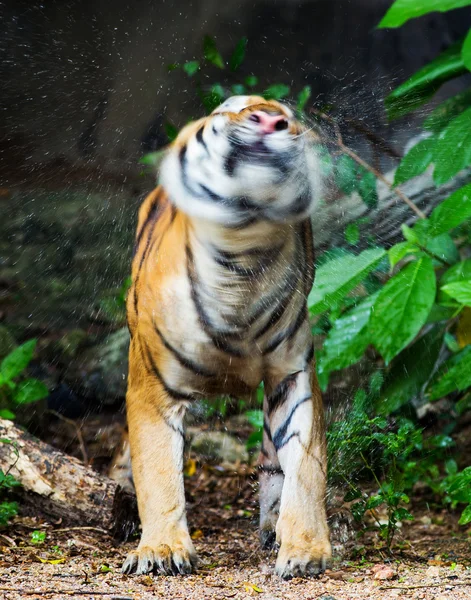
[0,439,21,526]
[30,530,46,545]
[0,339,48,420]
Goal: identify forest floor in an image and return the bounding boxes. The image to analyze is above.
[0,416,470,600]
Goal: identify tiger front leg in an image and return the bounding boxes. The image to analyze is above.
[258,396,284,549]
[122,368,197,575]
[265,369,331,579]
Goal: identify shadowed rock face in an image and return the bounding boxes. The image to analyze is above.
[1,0,471,172]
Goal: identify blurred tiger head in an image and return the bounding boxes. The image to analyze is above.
[159,95,322,226]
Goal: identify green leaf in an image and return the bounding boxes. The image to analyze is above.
[439,260,471,305]
[139,151,165,167]
[358,171,378,208]
[428,184,471,236]
[308,248,386,315]
[245,75,258,87]
[432,107,471,185]
[201,83,226,114]
[203,36,225,69]
[229,37,247,71]
[164,122,179,142]
[459,504,471,525]
[263,84,290,101]
[385,41,467,120]
[344,222,360,245]
[1,340,36,382]
[335,154,359,195]
[441,280,471,305]
[379,0,471,28]
[427,345,471,400]
[231,84,246,95]
[370,257,436,364]
[0,501,18,526]
[318,294,377,380]
[31,530,46,544]
[388,241,419,268]
[462,29,471,71]
[393,507,414,521]
[0,409,15,420]
[183,61,200,77]
[424,89,471,133]
[296,86,311,113]
[376,326,444,415]
[394,138,435,186]
[426,233,460,266]
[14,378,48,405]
[245,409,263,429]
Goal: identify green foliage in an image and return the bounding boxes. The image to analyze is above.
[369,257,436,364]
[0,340,48,420]
[203,35,225,69]
[393,138,435,186]
[379,0,471,29]
[30,530,46,544]
[229,37,247,71]
[384,41,467,120]
[308,248,386,315]
[0,439,21,526]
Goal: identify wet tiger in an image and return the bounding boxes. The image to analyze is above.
[111,95,331,579]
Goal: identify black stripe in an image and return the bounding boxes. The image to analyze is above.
[263,303,307,355]
[141,338,196,401]
[133,196,159,257]
[253,281,296,340]
[132,196,165,315]
[196,125,208,154]
[305,342,315,365]
[263,419,273,442]
[164,417,185,440]
[274,431,300,452]
[267,372,300,416]
[301,220,315,295]
[186,243,245,357]
[272,395,311,450]
[154,323,216,377]
[258,465,284,475]
[224,147,240,176]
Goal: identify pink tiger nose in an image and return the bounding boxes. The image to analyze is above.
[249,111,289,134]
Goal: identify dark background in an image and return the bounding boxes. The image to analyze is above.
[2,0,471,175]
[1,0,470,332]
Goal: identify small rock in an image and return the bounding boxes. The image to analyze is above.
[373,565,396,580]
[190,430,248,464]
[426,565,440,578]
[419,515,432,526]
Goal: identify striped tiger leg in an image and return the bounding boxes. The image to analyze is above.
[266,369,331,579]
[122,357,197,575]
[259,396,284,550]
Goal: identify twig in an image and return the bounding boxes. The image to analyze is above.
[380,581,471,590]
[0,588,132,598]
[344,117,402,160]
[310,108,427,220]
[54,526,109,534]
[46,410,89,465]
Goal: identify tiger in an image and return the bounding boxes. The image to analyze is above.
[112,95,332,579]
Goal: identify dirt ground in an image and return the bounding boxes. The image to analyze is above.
[1,444,470,600]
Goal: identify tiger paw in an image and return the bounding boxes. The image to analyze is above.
[275,539,332,580]
[122,541,198,576]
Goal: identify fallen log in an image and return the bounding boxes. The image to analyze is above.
[0,418,138,540]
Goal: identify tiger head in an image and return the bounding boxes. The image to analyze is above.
[159,95,322,227]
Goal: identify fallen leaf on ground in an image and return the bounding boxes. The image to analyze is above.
[243,581,263,593]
